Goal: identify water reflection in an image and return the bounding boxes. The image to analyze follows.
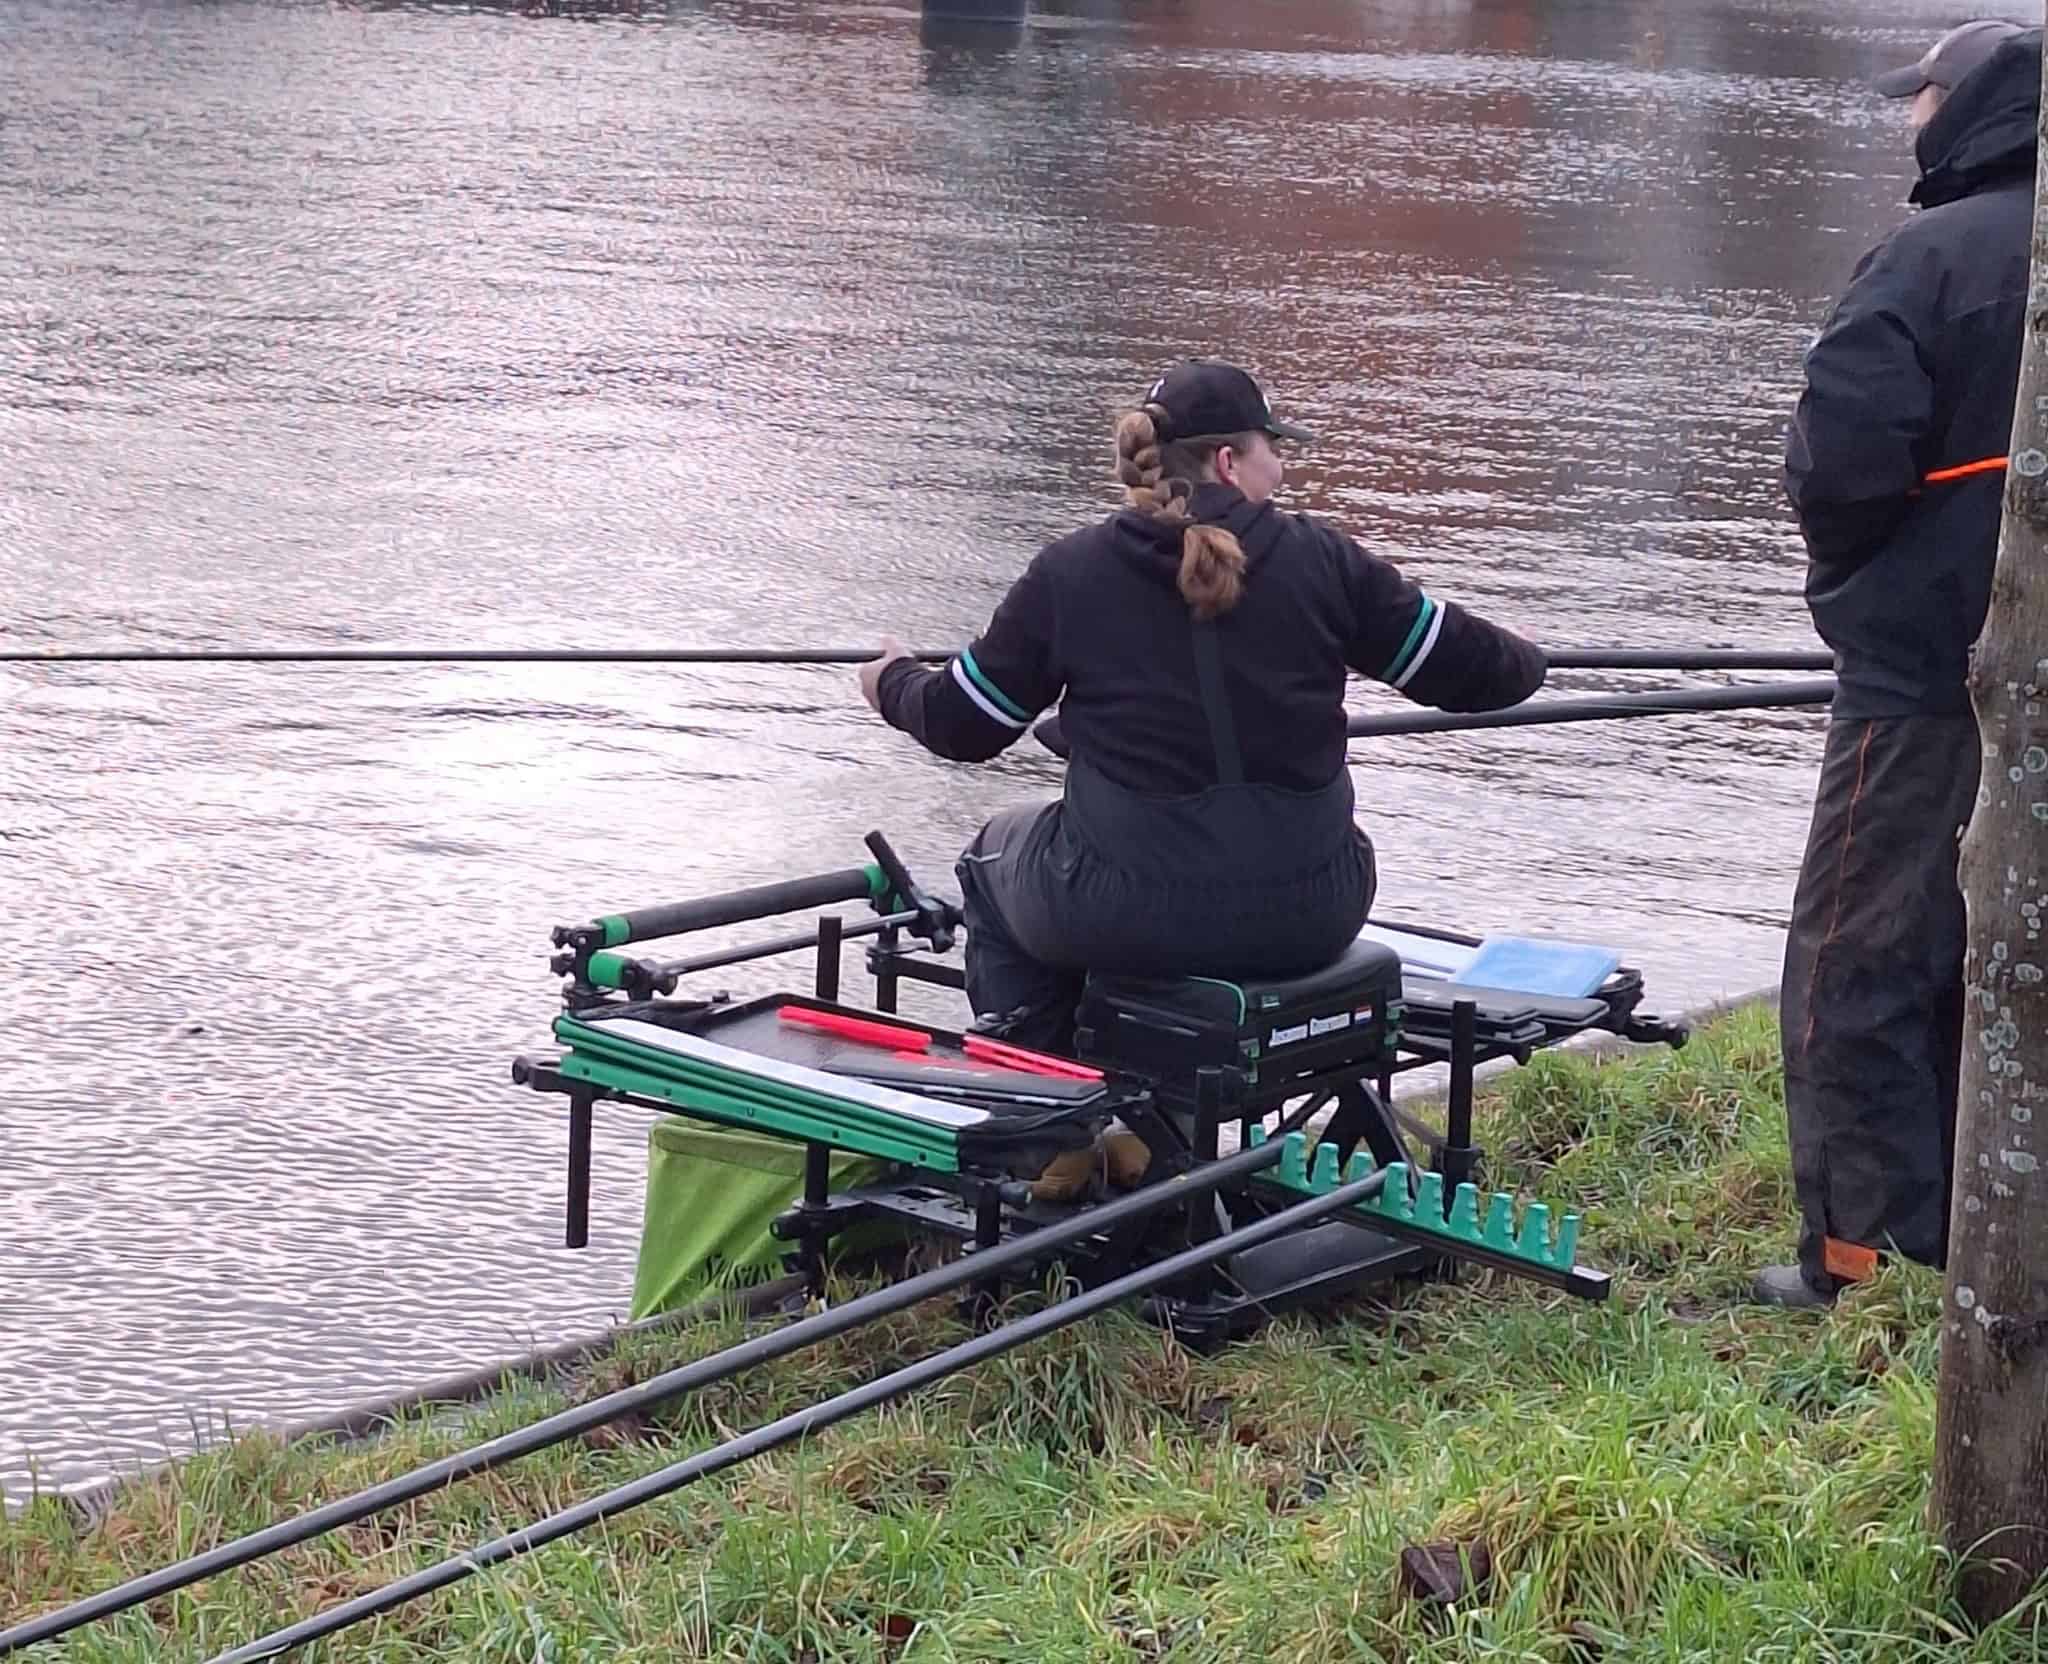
[0,0,1962,1503]
[919,1,1029,92]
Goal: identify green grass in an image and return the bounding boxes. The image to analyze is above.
[7,1005,2045,1661]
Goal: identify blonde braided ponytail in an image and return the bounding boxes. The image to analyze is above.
[1113,403,1248,620]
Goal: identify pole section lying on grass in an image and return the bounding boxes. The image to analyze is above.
[209,1168,1390,1664]
[0,1137,1294,1658]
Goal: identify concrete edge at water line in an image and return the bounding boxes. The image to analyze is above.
[42,981,1782,1531]
[45,1273,810,1530]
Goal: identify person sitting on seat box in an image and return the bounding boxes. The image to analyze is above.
[857,358,1547,1053]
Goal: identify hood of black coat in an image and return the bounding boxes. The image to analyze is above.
[1912,29,2041,208]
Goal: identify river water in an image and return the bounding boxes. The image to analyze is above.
[0,0,1973,1503]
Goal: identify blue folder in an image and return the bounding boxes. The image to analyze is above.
[1450,935,1621,999]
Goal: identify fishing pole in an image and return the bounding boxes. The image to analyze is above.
[207,1166,1392,1664]
[0,1129,1314,1657]
[1023,679,1837,758]
[0,647,953,666]
[1544,650,1826,672]
[0,646,1834,673]
[1341,676,1836,739]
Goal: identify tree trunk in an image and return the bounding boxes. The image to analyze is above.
[1932,36,2048,1621]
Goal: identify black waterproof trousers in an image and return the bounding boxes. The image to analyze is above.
[954,760,1376,1053]
[1779,714,1980,1289]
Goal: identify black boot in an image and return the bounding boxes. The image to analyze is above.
[1749,1263,1837,1310]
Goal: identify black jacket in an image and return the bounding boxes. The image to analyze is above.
[877,482,1545,794]
[1785,30,2040,717]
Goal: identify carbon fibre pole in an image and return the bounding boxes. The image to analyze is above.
[1342,676,1835,738]
[0,647,1833,672]
[209,1167,1390,1664]
[0,1137,1292,1658]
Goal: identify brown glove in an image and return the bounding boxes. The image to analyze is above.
[1029,1145,1104,1203]
[1104,1131,1153,1191]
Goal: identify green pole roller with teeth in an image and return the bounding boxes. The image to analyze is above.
[1249,1131,1601,1294]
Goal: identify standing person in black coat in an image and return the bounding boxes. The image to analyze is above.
[1760,20,2039,1308]
[857,358,1547,1053]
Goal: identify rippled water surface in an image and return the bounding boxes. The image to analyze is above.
[0,0,1970,1500]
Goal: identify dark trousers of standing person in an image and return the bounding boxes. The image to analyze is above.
[1778,713,1980,1294]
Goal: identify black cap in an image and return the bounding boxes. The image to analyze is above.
[1873,18,2026,97]
[1142,359,1315,445]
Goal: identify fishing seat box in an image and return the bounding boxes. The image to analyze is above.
[630,1118,892,1320]
[1071,937,1403,1104]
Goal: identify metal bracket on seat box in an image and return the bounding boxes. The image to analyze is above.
[1624,1012,1691,1048]
[512,1055,574,1096]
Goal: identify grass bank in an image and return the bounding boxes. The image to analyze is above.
[7,1005,2043,1661]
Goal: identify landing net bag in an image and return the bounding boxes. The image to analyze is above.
[629,1118,890,1318]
